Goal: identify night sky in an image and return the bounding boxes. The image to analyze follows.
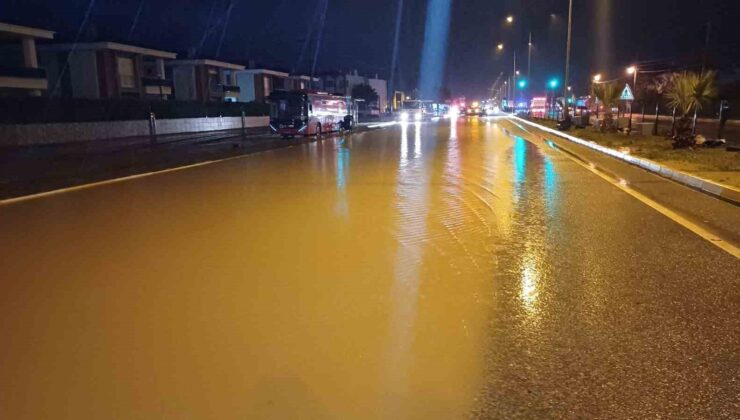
[2,0,738,99]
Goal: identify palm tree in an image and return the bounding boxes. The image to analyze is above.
[592,82,620,132]
[666,71,717,147]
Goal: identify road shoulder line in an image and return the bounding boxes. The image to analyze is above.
[511,117,740,205]
[505,119,739,258]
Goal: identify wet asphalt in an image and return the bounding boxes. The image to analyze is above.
[0,118,738,419]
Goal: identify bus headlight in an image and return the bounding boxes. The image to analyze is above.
[400,112,409,122]
[414,112,422,121]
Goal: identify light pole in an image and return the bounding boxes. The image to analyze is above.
[512,52,517,114]
[593,73,602,119]
[627,65,637,132]
[563,0,574,121]
[527,32,532,109]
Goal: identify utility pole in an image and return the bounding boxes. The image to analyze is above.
[527,32,532,107]
[512,51,517,114]
[563,0,573,121]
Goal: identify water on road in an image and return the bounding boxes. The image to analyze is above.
[1,119,738,419]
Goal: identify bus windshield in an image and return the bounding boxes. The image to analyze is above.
[270,96,305,119]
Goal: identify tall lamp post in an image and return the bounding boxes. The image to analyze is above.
[527,32,532,110]
[592,73,602,119]
[626,65,638,132]
[562,0,574,121]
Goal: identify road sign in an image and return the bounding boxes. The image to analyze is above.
[620,84,635,101]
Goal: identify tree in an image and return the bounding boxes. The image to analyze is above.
[592,82,621,132]
[351,84,379,107]
[666,71,717,148]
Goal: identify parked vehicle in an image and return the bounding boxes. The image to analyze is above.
[268,91,354,137]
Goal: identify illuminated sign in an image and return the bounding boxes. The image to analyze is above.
[620,84,635,101]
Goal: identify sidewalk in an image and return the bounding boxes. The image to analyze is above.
[0,129,285,200]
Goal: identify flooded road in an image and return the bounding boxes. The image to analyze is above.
[1,119,738,418]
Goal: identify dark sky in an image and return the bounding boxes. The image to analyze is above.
[2,0,738,99]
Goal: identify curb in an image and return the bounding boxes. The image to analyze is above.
[511,116,740,206]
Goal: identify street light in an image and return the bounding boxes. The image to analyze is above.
[626,65,638,131]
[592,75,602,118]
[515,70,520,76]
[497,43,504,51]
[506,15,514,23]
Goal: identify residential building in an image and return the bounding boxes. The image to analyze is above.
[0,22,55,96]
[368,75,388,112]
[234,68,289,103]
[286,74,318,91]
[167,59,245,102]
[39,42,177,99]
[317,70,388,111]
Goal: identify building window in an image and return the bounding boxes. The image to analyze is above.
[117,56,136,89]
[263,76,271,97]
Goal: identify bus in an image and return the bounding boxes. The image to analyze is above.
[268,91,354,137]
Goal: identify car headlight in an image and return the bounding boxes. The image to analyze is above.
[414,112,422,121]
[400,112,409,122]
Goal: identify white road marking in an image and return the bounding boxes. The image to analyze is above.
[506,120,740,259]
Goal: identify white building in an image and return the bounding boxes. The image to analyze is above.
[168,59,245,102]
[39,42,177,100]
[0,22,55,96]
[317,70,388,111]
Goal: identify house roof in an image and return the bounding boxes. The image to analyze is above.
[236,68,289,78]
[167,59,245,70]
[39,42,176,59]
[290,74,319,81]
[0,22,55,40]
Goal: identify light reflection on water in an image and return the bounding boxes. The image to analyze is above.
[0,119,574,419]
[335,137,350,218]
[385,121,431,415]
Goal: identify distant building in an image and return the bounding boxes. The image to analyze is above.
[167,59,245,102]
[234,68,290,103]
[286,74,319,91]
[368,75,388,112]
[0,22,55,96]
[39,42,177,100]
[316,70,388,111]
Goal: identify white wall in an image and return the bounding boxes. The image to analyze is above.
[0,116,269,147]
[368,78,388,111]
